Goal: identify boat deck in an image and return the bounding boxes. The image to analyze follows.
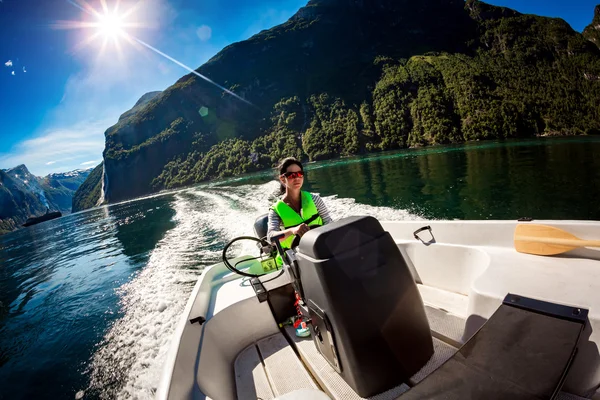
[234,284,590,400]
[157,220,600,400]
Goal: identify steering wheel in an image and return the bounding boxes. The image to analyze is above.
[222,236,273,278]
[290,225,320,249]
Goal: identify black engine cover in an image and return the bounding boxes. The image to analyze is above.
[296,216,434,397]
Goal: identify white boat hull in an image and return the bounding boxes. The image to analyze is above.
[158,219,600,400]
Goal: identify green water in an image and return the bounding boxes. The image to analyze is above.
[295,137,600,220]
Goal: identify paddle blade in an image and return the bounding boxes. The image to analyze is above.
[514,224,579,256]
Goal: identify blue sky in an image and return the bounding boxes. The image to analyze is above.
[0,0,598,176]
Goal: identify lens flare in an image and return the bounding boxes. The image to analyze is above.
[53,0,141,55]
[55,0,254,107]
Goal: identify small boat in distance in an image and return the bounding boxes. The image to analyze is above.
[22,210,62,227]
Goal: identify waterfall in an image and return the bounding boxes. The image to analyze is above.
[37,188,50,210]
[96,163,106,206]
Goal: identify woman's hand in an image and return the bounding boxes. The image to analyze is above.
[291,223,309,238]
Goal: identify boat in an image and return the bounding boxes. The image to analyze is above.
[22,211,62,227]
[157,215,600,400]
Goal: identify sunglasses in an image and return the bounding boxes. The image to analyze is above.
[282,171,304,179]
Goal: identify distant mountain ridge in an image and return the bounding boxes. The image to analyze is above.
[0,165,91,235]
[47,169,94,180]
[74,0,600,208]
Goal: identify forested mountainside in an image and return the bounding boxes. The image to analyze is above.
[82,0,599,204]
[72,162,104,213]
[0,166,90,234]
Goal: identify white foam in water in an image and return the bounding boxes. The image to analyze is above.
[322,194,423,222]
[87,195,206,399]
[86,183,278,399]
[87,181,421,399]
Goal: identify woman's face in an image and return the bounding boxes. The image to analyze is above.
[280,164,304,191]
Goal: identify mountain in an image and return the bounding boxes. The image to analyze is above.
[55,93,161,213]
[584,5,600,49]
[0,166,91,235]
[81,0,600,205]
[72,162,104,213]
[41,169,93,213]
[0,166,51,234]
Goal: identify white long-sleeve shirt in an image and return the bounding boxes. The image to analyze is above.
[267,193,332,240]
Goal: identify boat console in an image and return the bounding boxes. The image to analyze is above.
[293,216,434,396]
[285,216,587,399]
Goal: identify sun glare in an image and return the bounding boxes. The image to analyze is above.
[97,13,124,38]
[54,0,142,55]
[55,0,254,106]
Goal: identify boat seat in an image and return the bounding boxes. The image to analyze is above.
[234,332,319,400]
[254,213,269,239]
[399,294,588,400]
[277,296,589,400]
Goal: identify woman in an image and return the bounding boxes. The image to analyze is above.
[267,157,332,250]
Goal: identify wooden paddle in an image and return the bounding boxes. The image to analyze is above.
[514,224,600,256]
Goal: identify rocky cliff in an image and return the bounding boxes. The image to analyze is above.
[117,91,162,122]
[101,0,479,202]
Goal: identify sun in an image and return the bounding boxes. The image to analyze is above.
[96,13,124,38]
[53,0,143,55]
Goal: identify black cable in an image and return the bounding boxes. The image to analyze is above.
[259,269,285,284]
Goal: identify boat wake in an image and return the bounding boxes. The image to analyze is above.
[85,182,420,399]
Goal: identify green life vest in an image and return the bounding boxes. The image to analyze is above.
[272,191,324,251]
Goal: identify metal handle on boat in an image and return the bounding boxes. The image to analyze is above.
[270,233,288,263]
[413,226,432,240]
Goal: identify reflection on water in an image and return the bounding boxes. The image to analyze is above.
[111,202,176,259]
[305,138,600,220]
[0,196,178,400]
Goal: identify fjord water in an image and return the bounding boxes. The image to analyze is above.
[303,137,600,221]
[0,137,599,400]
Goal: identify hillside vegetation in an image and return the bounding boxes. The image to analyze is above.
[72,162,104,213]
[85,0,600,203]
